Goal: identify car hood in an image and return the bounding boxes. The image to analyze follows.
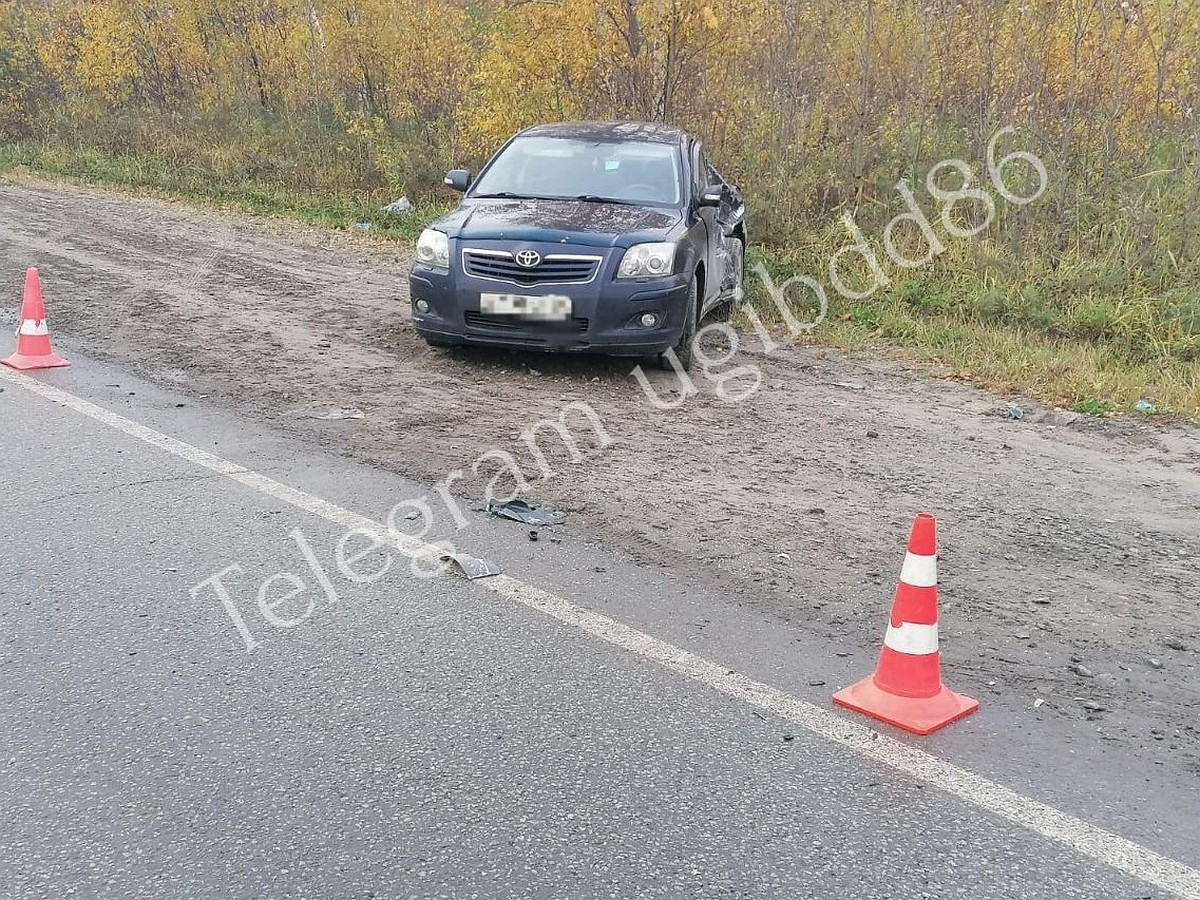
[436,198,682,247]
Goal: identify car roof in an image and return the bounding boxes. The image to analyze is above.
[517,121,689,146]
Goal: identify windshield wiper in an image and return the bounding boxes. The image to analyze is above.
[473,192,646,205]
[571,194,641,206]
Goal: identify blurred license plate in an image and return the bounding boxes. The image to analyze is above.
[480,293,571,320]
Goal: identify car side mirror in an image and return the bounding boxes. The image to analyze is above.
[698,188,723,208]
[444,169,471,192]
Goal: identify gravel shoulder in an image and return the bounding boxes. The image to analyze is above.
[1,177,1197,779]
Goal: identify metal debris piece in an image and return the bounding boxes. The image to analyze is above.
[440,551,501,580]
[487,499,565,527]
[383,197,414,215]
[301,407,365,420]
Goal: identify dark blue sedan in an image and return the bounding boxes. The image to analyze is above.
[408,121,746,370]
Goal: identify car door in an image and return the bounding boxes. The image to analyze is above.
[690,140,722,312]
[706,162,746,299]
[708,163,745,233]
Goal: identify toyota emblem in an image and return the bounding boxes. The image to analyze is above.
[514,250,541,268]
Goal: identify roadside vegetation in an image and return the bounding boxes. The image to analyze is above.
[1,0,1197,420]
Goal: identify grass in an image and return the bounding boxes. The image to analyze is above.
[737,294,1198,422]
[741,239,1200,423]
[0,141,444,242]
[3,138,1198,423]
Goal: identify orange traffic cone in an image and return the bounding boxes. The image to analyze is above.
[833,513,978,735]
[3,267,69,371]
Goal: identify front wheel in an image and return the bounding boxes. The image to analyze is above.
[659,274,698,371]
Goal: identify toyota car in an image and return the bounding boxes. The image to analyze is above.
[408,121,746,369]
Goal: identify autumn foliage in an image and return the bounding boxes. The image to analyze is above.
[4,1,1197,195]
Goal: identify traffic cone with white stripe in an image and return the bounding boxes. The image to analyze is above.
[3,267,69,371]
[833,513,978,735]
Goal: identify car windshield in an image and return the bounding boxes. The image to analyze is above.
[470,136,682,206]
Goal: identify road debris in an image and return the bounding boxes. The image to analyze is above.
[488,499,566,526]
[292,406,366,421]
[383,197,414,215]
[439,551,501,580]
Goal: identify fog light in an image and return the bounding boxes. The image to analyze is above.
[415,299,430,313]
[639,312,659,328]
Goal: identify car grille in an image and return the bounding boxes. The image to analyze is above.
[465,311,589,334]
[462,250,600,285]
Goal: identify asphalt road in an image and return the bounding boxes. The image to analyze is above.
[1,350,1197,900]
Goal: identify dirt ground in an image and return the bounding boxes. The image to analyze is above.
[2,178,1197,774]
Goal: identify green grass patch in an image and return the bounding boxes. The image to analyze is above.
[1072,397,1116,416]
[741,248,1200,422]
[0,140,448,241]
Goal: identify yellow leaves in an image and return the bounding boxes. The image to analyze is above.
[3,0,1199,172]
[16,0,142,103]
[457,0,601,153]
[317,0,470,122]
[73,4,139,100]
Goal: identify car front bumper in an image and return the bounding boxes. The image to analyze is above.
[408,245,690,355]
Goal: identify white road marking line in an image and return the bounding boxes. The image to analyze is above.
[4,365,1198,900]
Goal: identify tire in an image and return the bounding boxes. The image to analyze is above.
[659,274,698,371]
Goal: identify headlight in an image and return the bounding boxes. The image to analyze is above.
[415,229,450,270]
[617,242,677,278]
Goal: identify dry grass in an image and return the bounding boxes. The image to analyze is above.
[809,316,1200,422]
